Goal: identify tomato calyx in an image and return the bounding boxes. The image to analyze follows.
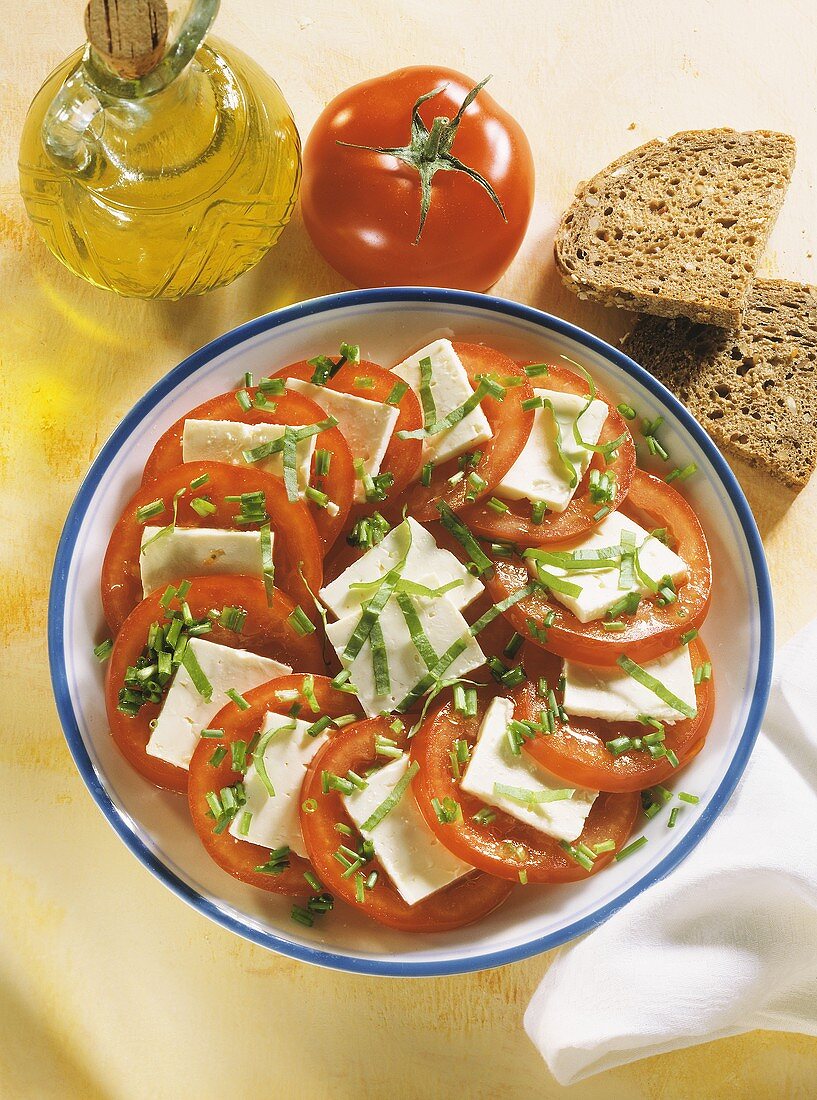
[338,76,507,241]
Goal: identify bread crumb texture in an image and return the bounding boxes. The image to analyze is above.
[555,129,796,328]
[625,280,817,490]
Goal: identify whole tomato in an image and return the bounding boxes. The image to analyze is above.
[301,67,535,291]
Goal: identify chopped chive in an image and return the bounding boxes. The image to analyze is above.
[679,628,698,646]
[235,389,252,412]
[288,606,316,636]
[679,791,700,804]
[472,807,496,825]
[290,904,314,927]
[209,745,227,767]
[307,715,333,738]
[666,462,698,484]
[420,462,434,486]
[435,502,493,576]
[521,395,544,411]
[617,402,636,420]
[304,870,323,892]
[301,798,318,814]
[314,449,332,476]
[226,688,250,710]
[189,473,209,490]
[486,497,509,514]
[334,822,353,836]
[614,835,648,861]
[431,795,461,824]
[524,363,549,377]
[200,728,223,739]
[593,839,616,854]
[231,740,248,772]
[135,498,165,524]
[182,644,212,701]
[190,496,216,517]
[93,639,113,662]
[559,841,594,872]
[594,505,611,521]
[531,500,547,524]
[667,806,681,828]
[218,605,247,632]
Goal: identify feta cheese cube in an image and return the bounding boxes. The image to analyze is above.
[391,339,493,466]
[563,646,697,725]
[325,583,485,718]
[146,638,291,770]
[319,516,483,618]
[285,379,399,504]
[527,511,687,623]
[495,390,608,511]
[182,419,315,492]
[140,526,264,597]
[343,754,472,905]
[228,711,329,857]
[460,696,597,843]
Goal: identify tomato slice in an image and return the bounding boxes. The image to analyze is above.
[393,343,535,522]
[101,461,324,636]
[484,470,713,666]
[105,576,323,793]
[142,389,354,549]
[518,640,715,792]
[270,359,423,503]
[410,687,640,883]
[462,364,636,543]
[187,675,364,895]
[299,717,514,931]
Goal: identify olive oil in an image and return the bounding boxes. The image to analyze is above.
[19,4,300,299]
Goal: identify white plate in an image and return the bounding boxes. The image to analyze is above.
[49,288,773,976]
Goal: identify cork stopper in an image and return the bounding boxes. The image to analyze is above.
[85,0,169,79]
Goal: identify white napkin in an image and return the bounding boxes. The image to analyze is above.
[524,618,817,1085]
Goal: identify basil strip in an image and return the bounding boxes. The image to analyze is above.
[253,720,298,797]
[398,381,491,441]
[369,618,391,696]
[493,782,575,805]
[396,636,470,712]
[418,356,437,426]
[530,565,583,598]
[181,642,212,701]
[524,547,619,572]
[395,592,439,671]
[341,521,413,663]
[436,502,493,576]
[282,427,299,502]
[469,584,538,636]
[542,398,578,488]
[241,416,338,464]
[359,760,420,832]
[616,654,698,719]
[562,355,627,463]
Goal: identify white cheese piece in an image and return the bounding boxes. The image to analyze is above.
[563,645,697,725]
[495,390,608,511]
[343,754,472,905]
[285,379,399,504]
[460,697,597,843]
[146,638,291,771]
[320,516,483,618]
[391,338,493,466]
[182,419,315,492]
[228,711,328,857]
[527,511,687,623]
[140,526,264,597]
[325,584,485,718]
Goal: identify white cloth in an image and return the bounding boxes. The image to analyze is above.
[524,618,817,1085]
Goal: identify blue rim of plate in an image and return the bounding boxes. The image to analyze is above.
[48,287,774,977]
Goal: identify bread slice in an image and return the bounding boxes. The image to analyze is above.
[555,129,796,328]
[624,280,817,489]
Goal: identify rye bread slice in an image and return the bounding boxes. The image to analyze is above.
[555,129,796,328]
[624,279,817,489]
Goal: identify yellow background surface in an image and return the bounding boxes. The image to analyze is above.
[2,1,817,1096]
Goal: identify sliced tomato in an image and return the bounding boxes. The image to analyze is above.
[484,470,712,666]
[105,577,323,793]
[141,388,354,549]
[299,717,514,930]
[410,687,640,882]
[518,640,715,792]
[101,461,324,635]
[270,358,423,503]
[187,675,364,895]
[393,343,535,522]
[462,364,636,543]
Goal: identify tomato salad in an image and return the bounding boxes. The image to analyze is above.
[96,338,714,932]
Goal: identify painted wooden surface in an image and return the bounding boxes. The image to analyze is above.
[1,0,816,1095]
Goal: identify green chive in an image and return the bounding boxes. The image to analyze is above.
[135,499,165,524]
[226,688,250,710]
[617,402,636,420]
[524,363,549,377]
[288,606,316,636]
[614,835,648,861]
[93,639,113,662]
